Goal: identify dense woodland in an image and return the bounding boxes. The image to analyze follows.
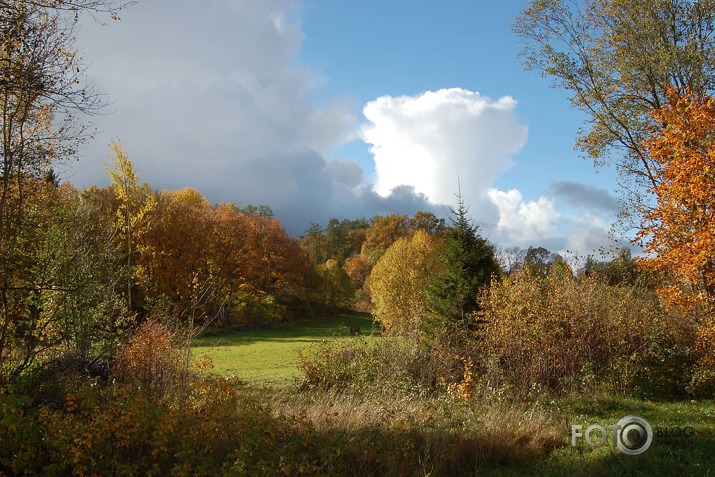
[1,0,715,475]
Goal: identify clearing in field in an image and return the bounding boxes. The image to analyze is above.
[191,312,378,385]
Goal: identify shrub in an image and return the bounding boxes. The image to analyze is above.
[0,391,44,476]
[1,372,332,476]
[112,318,188,400]
[298,337,456,395]
[688,318,715,398]
[478,268,690,397]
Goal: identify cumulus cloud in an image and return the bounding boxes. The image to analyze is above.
[487,188,559,243]
[361,88,528,206]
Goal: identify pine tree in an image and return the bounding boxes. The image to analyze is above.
[427,191,500,328]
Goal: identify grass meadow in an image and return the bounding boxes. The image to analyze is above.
[192,312,380,384]
[190,313,715,476]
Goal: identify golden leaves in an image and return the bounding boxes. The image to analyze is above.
[637,89,715,309]
[134,186,308,323]
[369,230,443,336]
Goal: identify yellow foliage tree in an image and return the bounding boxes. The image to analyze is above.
[369,230,443,336]
[637,90,715,310]
[105,142,156,311]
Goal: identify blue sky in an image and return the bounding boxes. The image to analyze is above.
[296,1,611,192]
[69,0,627,256]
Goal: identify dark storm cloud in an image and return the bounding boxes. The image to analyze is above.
[548,181,620,213]
[325,159,364,189]
[63,0,478,236]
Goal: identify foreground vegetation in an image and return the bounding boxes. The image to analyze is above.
[2,314,712,476]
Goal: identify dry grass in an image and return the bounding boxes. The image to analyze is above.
[269,387,565,474]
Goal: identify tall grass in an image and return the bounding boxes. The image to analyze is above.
[275,388,564,475]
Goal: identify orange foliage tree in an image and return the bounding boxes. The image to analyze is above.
[236,213,310,318]
[136,188,213,319]
[637,90,715,310]
[136,188,308,325]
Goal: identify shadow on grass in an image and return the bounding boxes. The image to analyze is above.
[532,436,714,477]
[532,396,715,476]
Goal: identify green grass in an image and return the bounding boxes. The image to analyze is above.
[192,312,379,385]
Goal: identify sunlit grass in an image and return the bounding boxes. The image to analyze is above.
[191,312,379,385]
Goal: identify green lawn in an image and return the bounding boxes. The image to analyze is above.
[192,312,379,385]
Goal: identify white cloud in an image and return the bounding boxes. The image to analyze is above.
[361,88,528,206]
[487,188,559,242]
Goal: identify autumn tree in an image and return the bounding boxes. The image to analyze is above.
[498,246,527,274]
[37,184,128,360]
[361,214,410,265]
[136,188,213,321]
[312,259,354,314]
[105,142,155,312]
[324,217,370,265]
[0,0,134,377]
[345,255,370,291]
[240,203,274,218]
[0,179,68,375]
[513,0,715,229]
[637,89,715,309]
[409,211,446,235]
[302,222,326,266]
[524,246,564,277]
[579,250,639,286]
[136,189,309,326]
[205,203,249,323]
[606,247,639,286]
[370,230,443,336]
[240,213,309,318]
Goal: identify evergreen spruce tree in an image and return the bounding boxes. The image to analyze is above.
[427,191,500,329]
